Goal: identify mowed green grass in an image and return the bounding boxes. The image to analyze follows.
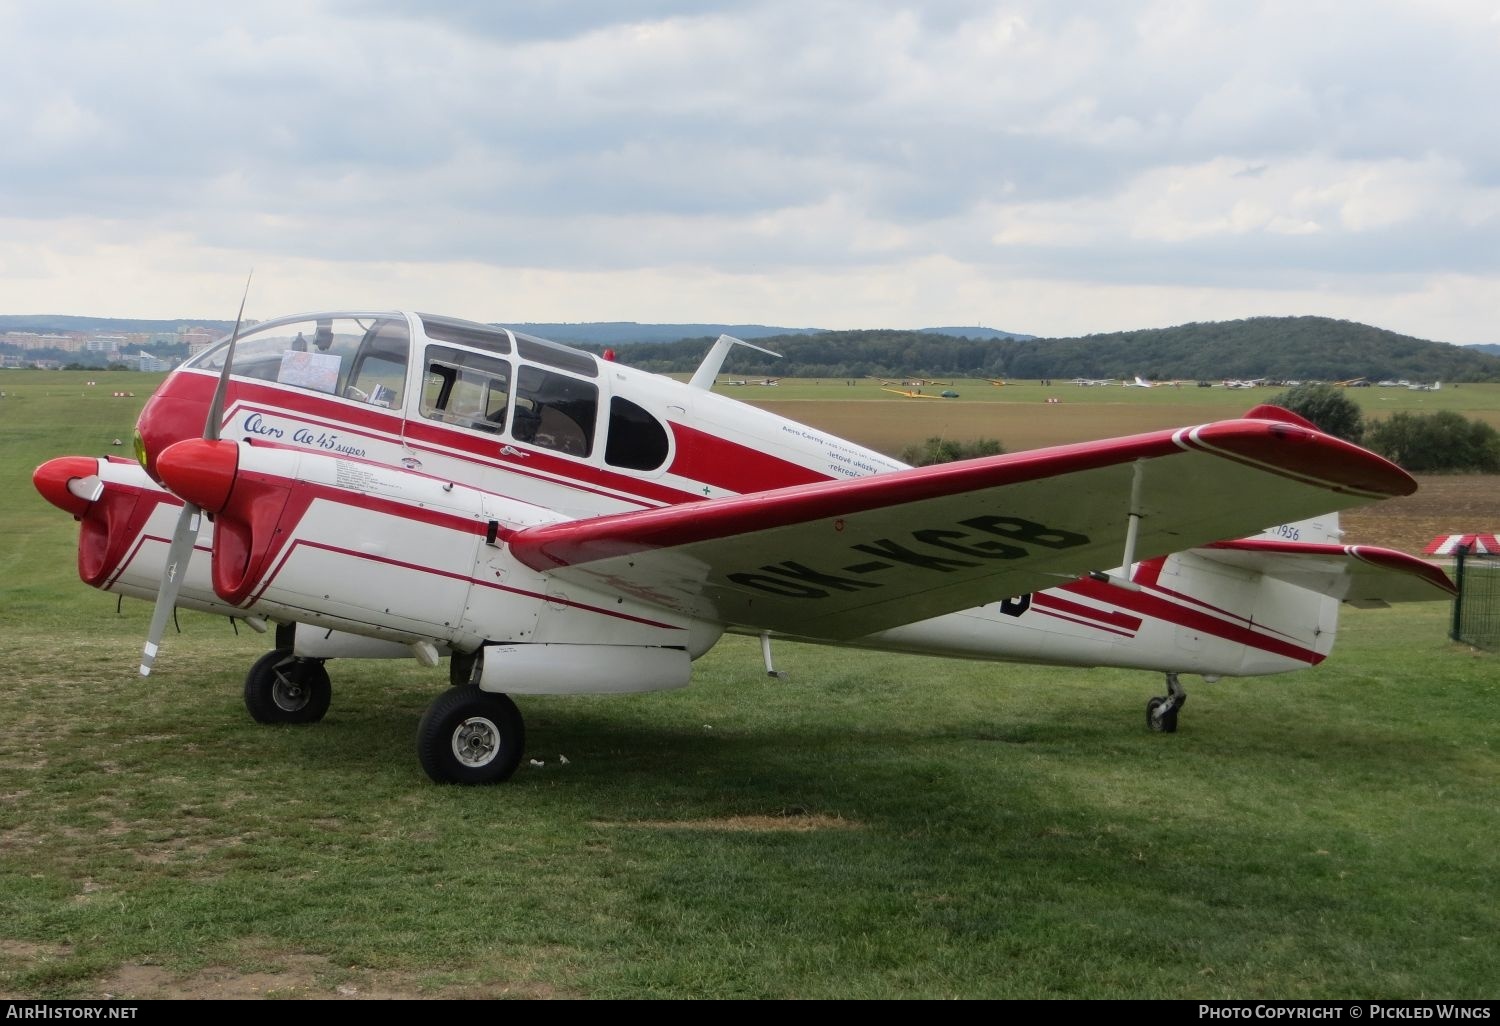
[717,376,1500,413]
[2,370,1497,999]
[727,378,1500,454]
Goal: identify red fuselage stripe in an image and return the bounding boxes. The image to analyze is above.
[1032,592,1143,636]
[1060,576,1322,663]
[248,537,682,630]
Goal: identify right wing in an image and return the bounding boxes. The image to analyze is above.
[509,417,1416,639]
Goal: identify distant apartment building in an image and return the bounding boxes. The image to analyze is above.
[131,351,172,372]
[1,331,82,352]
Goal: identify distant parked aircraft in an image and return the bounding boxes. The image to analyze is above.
[882,386,958,399]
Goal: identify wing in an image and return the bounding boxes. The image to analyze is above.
[509,418,1415,639]
[1199,539,1455,607]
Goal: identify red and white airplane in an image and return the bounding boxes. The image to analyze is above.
[33,310,1455,784]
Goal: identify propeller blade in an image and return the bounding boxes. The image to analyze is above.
[205,272,252,442]
[139,272,250,676]
[140,500,201,676]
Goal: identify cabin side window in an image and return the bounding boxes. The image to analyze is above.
[605,396,669,471]
[511,365,598,458]
[420,346,512,434]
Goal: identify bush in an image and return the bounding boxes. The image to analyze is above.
[1266,383,1364,443]
[1364,411,1500,472]
[900,437,1004,466]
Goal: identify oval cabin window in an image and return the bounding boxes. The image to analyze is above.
[605,397,669,471]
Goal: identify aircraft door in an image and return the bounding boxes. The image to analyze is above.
[419,346,514,435]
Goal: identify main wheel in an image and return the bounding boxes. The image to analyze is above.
[1146,696,1179,733]
[417,686,525,785]
[244,649,332,725]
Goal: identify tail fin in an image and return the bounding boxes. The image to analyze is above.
[1139,512,1343,676]
[1144,510,1453,676]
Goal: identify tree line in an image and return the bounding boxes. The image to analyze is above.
[602,316,1500,383]
[1271,383,1500,472]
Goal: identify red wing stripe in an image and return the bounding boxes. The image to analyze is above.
[1207,539,1457,596]
[1174,424,1408,500]
[516,419,1415,571]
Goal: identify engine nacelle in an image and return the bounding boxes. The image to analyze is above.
[33,455,235,617]
[150,440,716,657]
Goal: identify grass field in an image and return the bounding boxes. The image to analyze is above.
[2,370,1498,999]
[736,378,1500,455]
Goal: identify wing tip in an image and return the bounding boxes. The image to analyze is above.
[1189,418,1416,500]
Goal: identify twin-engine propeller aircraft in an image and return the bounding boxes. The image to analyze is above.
[33,310,1456,784]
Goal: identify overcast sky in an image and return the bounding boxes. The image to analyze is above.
[3,1,1499,342]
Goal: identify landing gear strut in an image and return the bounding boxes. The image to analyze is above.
[1146,672,1187,733]
[244,648,332,724]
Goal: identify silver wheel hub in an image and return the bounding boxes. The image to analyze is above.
[452,716,500,768]
[272,668,309,712]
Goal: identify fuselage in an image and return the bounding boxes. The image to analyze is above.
[65,311,1337,684]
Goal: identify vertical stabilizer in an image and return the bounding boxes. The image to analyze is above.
[688,335,783,390]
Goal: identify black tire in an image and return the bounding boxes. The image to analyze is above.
[416,686,525,785]
[244,649,332,725]
[1146,696,1178,733]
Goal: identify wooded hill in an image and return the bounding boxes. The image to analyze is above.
[8,312,1495,382]
[602,316,1500,382]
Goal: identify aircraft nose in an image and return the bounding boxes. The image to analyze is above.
[156,438,240,513]
[33,456,104,518]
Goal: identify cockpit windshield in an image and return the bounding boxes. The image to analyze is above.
[186,315,410,409]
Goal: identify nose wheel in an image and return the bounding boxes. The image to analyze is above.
[244,648,332,724]
[1146,672,1187,733]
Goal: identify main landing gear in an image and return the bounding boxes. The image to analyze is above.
[238,641,526,784]
[416,686,525,785]
[243,648,331,724]
[1146,672,1187,733]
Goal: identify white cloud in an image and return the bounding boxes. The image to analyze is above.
[2,1,1500,342]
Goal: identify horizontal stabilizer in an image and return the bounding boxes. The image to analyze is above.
[1199,539,1455,607]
